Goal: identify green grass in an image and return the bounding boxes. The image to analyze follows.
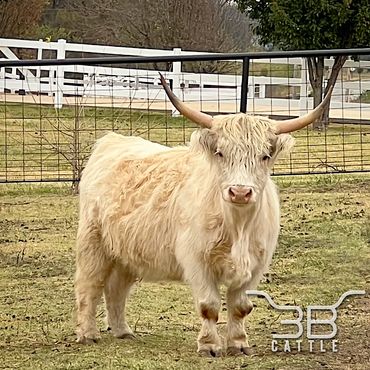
[355,90,370,103]
[1,102,370,182]
[249,63,297,78]
[0,102,197,181]
[181,62,297,78]
[0,175,369,370]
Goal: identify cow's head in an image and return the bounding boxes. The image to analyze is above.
[160,73,331,206]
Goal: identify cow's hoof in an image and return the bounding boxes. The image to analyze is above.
[107,326,135,339]
[116,332,135,340]
[76,334,100,345]
[198,348,222,358]
[227,346,253,356]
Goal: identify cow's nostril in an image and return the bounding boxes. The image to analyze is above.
[245,188,252,197]
[229,187,236,198]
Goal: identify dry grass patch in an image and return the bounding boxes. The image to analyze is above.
[0,175,369,369]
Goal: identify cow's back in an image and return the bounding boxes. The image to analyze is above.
[80,133,170,190]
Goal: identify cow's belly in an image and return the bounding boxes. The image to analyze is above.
[100,205,185,282]
[106,237,184,282]
[140,265,184,282]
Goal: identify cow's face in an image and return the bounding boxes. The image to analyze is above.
[191,114,294,205]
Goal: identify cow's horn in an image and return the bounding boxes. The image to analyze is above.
[159,72,213,129]
[275,86,334,134]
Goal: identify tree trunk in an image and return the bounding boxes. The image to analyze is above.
[313,84,323,112]
[307,55,347,130]
[319,55,347,128]
[307,57,324,129]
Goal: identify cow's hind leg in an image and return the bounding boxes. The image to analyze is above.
[104,263,136,339]
[75,224,112,344]
[226,283,254,356]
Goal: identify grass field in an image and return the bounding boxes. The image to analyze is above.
[0,175,369,370]
[1,102,370,182]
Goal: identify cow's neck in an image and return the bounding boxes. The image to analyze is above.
[222,198,260,240]
[220,191,265,283]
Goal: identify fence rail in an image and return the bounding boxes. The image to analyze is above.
[1,38,370,184]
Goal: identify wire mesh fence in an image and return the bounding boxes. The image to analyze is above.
[1,46,370,184]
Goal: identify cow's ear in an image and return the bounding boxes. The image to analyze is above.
[191,128,218,154]
[270,134,295,161]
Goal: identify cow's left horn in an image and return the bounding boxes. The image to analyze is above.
[159,73,213,128]
[275,86,334,134]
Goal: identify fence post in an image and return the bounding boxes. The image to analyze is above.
[36,39,43,79]
[54,39,66,109]
[0,66,4,93]
[172,48,182,116]
[240,57,250,113]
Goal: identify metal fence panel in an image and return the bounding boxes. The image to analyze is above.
[1,47,370,183]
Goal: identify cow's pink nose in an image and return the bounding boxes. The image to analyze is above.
[228,186,253,204]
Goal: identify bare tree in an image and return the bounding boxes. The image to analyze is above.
[0,0,49,37]
[51,0,253,52]
[33,102,92,194]
[37,103,90,194]
[46,0,252,72]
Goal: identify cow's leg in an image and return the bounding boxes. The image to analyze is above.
[104,263,136,339]
[225,282,254,356]
[75,224,112,344]
[226,266,265,356]
[186,269,222,357]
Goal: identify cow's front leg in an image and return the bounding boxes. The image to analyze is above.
[226,283,254,356]
[187,271,222,357]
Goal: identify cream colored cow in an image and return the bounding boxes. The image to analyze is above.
[75,74,331,356]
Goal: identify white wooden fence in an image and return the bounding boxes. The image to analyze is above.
[1,38,370,120]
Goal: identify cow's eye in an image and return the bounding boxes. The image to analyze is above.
[262,155,271,161]
[215,150,223,158]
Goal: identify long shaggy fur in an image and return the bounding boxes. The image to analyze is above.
[75,114,294,355]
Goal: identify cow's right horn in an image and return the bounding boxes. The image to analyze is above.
[159,73,213,129]
[275,86,334,134]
